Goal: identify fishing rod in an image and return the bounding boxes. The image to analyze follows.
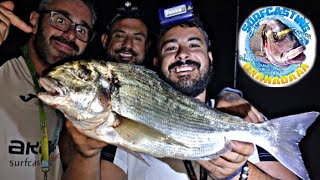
[233,0,240,88]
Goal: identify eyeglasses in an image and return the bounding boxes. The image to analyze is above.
[39,10,95,42]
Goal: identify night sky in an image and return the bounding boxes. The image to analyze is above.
[1,0,319,179]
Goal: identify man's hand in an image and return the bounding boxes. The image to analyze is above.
[215,90,264,123]
[61,120,115,180]
[65,120,107,158]
[0,1,32,45]
[197,141,254,180]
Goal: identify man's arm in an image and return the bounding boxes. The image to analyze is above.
[60,120,125,180]
[215,88,265,123]
[198,141,290,180]
[203,90,298,180]
[197,141,254,180]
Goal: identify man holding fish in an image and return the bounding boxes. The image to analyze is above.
[59,2,299,180]
[0,0,97,179]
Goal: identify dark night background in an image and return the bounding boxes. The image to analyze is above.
[0,0,319,179]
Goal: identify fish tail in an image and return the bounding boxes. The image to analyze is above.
[259,111,319,180]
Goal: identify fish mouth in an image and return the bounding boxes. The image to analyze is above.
[264,35,306,65]
[39,77,68,97]
[282,46,306,62]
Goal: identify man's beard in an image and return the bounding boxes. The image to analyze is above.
[161,61,214,97]
[34,19,79,65]
[34,30,52,65]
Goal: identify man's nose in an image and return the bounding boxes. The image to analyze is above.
[122,36,133,49]
[175,46,190,60]
[62,27,77,42]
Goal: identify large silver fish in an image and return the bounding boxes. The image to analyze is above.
[250,18,306,67]
[38,59,318,180]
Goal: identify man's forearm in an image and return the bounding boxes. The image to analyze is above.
[232,161,298,180]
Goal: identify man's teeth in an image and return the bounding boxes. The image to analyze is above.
[175,66,194,72]
[120,52,132,57]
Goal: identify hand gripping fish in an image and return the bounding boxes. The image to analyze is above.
[38,59,318,180]
[250,19,306,67]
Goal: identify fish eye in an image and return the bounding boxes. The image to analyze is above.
[272,32,280,42]
[77,69,90,81]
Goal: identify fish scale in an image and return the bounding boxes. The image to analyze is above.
[38,59,319,180]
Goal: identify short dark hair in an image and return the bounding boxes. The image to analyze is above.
[157,16,211,52]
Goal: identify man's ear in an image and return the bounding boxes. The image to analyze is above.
[145,40,151,53]
[29,11,40,34]
[101,33,108,49]
[153,57,159,67]
[208,51,213,64]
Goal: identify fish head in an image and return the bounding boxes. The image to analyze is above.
[38,60,113,125]
[250,19,306,67]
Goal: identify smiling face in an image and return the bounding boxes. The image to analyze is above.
[157,25,213,98]
[106,18,148,65]
[33,0,94,65]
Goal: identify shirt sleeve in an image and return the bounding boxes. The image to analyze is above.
[101,145,117,162]
[219,87,243,97]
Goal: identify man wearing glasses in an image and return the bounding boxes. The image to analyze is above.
[0,0,96,179]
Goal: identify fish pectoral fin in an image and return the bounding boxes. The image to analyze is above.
[113,114,190,148]
[160,136,191,148]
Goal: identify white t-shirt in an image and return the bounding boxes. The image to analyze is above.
[113,99,259,180]
[114,147,259,180]
[114,148,189,180]
[0,56,63,180]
